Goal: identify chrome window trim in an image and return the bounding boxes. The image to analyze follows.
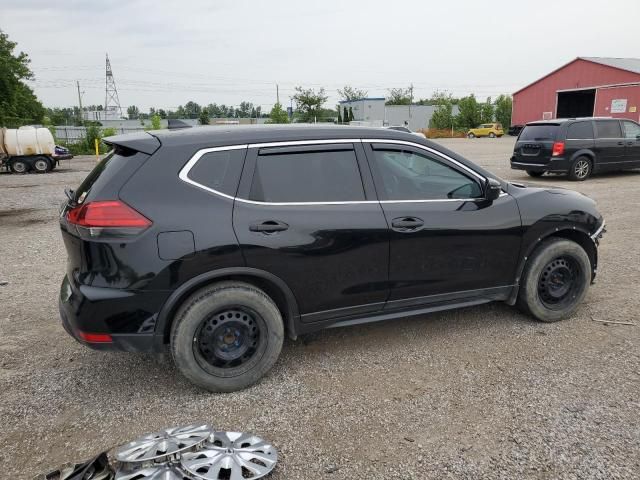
[178,138,492,206]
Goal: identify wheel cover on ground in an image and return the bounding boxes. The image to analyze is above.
[114,425,214,464]
[181,431,278,480]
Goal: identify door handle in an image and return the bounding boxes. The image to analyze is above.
[391,217,424,232]
[617,141,624,145]
[249,220,289,233]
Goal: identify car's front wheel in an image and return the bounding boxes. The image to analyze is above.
[171,281,284,392]
[488,132,496,138]
[517,238,591,322]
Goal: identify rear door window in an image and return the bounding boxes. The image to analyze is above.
[567,121,594,139]
[249,147,365,203]
[595,120,622,138]
[622,121,640,139]
[186,148,246,196]
[519,125,559,141]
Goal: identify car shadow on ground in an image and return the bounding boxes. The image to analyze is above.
[77,301,542,396]
[522,169,640,183]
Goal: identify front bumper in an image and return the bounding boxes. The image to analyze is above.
[510,157,570,173]
[58,274,161,352]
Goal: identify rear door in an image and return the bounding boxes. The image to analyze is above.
[233,142,390,323]
[513,123,560,165]
[621,120,640,163]
[565,120,595,157]
[364,142,522,306]
[594,120,625,169]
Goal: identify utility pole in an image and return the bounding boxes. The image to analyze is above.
[409,83,414,121]
[76,81,83,124]
[276,84,280,105]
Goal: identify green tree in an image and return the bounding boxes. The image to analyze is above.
[292,86,328,122]
[337,85,368,102]
[494,94,513,128]
[348,107,354,122]
[127,105,139,120]
[337,106,343,124]
[429,101,454,130]
[150,114,161,130]
[158,108,167,119]
[344,107,349,123]
[267,102,290,124]
[386,87,412,105]
[198,108,210,125]
[455,94,482,129]
[481,96,494,122]
[185,101,201,119]
[0,29,45,126]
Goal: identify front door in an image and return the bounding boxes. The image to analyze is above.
[594,120,626,169]
[621,120,640,164]
[233,142,389,322]
[363,142,522,307]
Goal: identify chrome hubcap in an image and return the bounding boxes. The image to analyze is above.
[35,160,48,171]
[575,160,589,178]
[13,162,26,173]
[181,431,278,480]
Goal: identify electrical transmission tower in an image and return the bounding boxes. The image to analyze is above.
[104,54,123,119]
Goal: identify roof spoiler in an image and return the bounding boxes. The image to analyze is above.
[168,119,192,130]
[103,131,161,155]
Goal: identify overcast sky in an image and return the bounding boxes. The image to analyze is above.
[4,0,640,112]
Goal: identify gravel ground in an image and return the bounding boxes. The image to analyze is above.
[1,139,639,479]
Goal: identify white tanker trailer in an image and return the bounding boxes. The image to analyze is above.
[0,126,63,173]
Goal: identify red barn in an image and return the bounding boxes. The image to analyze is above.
[512,57,640,126]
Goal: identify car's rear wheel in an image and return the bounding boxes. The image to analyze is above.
[488,132,496,138]
[568,156,592,181]
[517,238,591,322]
[467,133,475,139]
[170,281,284,392]
[33,157,51,173]
[526,170,544,178]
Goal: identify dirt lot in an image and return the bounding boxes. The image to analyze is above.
[1,138,639,479]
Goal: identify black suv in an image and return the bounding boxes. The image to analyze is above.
[59,126,605,392]
[511,117,640,180]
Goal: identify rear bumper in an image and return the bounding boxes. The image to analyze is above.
[510,157,570,172]
[58,274,161,352]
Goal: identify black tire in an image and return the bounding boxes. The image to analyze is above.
[568,156,592,181]
[526,170,544,178]
[33,156,51,173]
[10,159,29,174]
[517,238,591,322]
[467,133,475,139]
[170,281,284,392]
[488,132,496,138]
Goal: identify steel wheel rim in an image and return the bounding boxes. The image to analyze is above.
[193,307,267,377]
[35,159,48,171]
[574,160,589,179]
[13,162,26,173]
[537,256,581,310]
[181,431,278,480]
[114,425,214,464]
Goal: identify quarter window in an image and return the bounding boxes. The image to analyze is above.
[622,121,640,139]
[595,120,622,138]
[566,122,594,139]
[371,148,482,200]
[249,148,365,203]
[187,149,246,196]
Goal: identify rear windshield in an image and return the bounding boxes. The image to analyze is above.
[519,124,560,141]
[74,147,144,204]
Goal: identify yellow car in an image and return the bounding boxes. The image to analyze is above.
[467,123,504,138]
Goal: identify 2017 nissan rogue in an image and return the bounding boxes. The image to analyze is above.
[59,126,605,392]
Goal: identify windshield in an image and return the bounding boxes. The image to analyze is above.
[519,124,560,141]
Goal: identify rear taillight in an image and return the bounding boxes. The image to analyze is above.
[552,142,565,156]
[66,200,151,238]
[78,331,113,343]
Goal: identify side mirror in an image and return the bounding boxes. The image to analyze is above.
[485,177,502,201]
